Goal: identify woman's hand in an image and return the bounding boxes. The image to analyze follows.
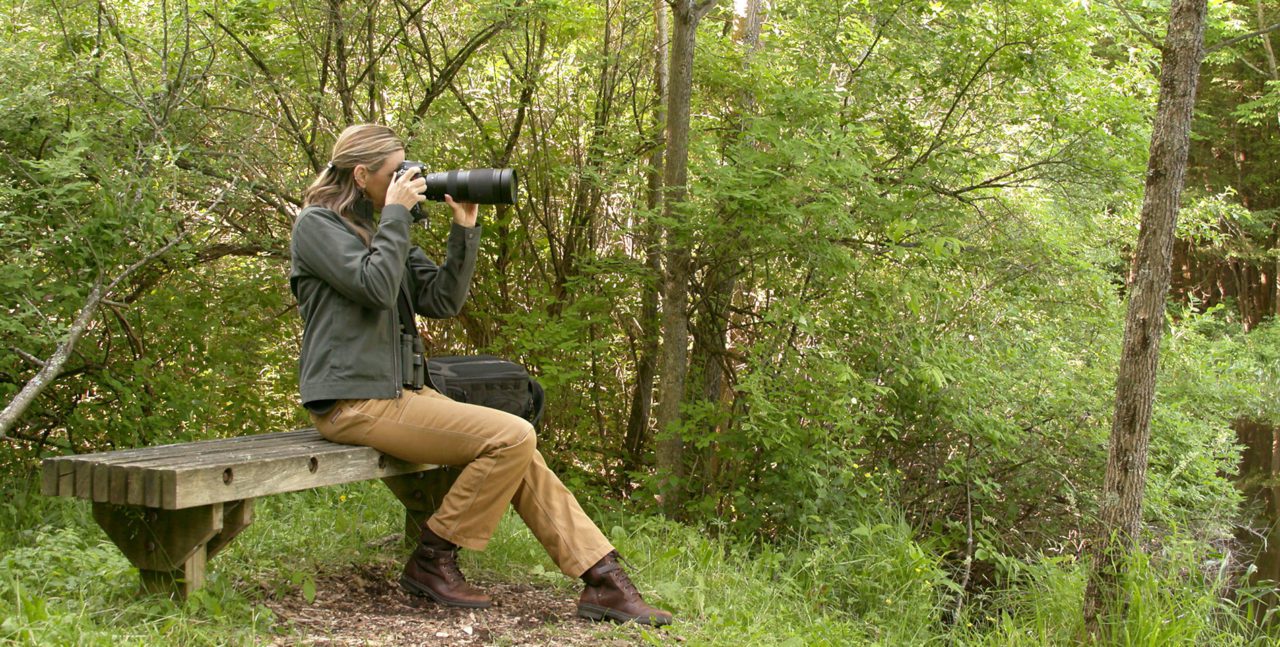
[445,195,479,228]
[385,166,426,211]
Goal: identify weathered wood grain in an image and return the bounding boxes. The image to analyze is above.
[161,448,433,509]
[44,430,448,600]
[43,430,325,502]
[41,459,73,496]
[104,435,340,505]
[42,430,439,510]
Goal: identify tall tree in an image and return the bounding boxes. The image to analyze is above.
[654,0,718,514]
[1082,0,1209,637]
[688,0,766,499]
[623,0,670,480]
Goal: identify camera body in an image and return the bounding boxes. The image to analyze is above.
[395,162,519,221]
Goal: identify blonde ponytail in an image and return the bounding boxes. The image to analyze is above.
[303,124,405,244]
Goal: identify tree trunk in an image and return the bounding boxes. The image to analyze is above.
[1082,0,1208,638]
[689,0,765,497]
[1170,2,1280,326]
[623,0,669,484]
[1234,419,1280,612]
[654,0,717,515]
[733,0,765,45]
[328,0,354,124]
[551,1,622,315]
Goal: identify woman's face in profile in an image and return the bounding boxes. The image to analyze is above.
[358,148,406,210]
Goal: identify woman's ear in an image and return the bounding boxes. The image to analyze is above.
[353,164,367,189]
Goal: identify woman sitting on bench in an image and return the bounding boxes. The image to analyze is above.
[288,124,671,627]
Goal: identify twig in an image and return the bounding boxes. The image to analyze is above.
[849,0,907,79]
[0,278,104,439]
[204,10,319,169]
[1205,21,1280,55]
[1109,0,1162,50]
[12,348,46,368]
[0,218,198,439]
[948,435,977,624]
[3,429,72,452]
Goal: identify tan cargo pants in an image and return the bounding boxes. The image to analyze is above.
[311,387,614,578]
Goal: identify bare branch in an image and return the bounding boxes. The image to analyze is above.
[12,348,46,368]
[1255,1,1279,78]
[410,14,515,118]
[172,156,301,210]
[0,278,103,439]
[1109,0,1162,50]
[2,429,72,452]
[351,0,433,88]
[693,0,719,22]
[103,227,192,297]
[1205,21,1280,55]
[849,0,907,79]
[97,0,163,133]
[912,41,1030,170]
[0,180,228,439]
[204,10,321,170]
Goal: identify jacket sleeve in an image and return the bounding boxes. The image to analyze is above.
[407,222,481,318]
[291,205,414,311]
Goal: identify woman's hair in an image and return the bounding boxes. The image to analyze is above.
[303,124,404,241]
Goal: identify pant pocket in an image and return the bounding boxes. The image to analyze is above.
[313,400,371,445]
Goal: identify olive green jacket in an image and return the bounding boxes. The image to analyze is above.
[289,203,480,405]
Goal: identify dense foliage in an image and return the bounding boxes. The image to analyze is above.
[5,0,1280,641]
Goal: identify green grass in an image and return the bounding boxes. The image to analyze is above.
[949,542,1280,647]
[1,476,1279,646]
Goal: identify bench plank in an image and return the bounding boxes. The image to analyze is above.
[46,430,325,502]
[41,459,73,497]
[107,438,356,507]
[107,436,341,506]
[43,430,437,509]
[40,431,326,504]
[66,430,325,466]
[157,441,376,508]
[75,461,94,499]
[162,448,432,509]
[43,429,450,600]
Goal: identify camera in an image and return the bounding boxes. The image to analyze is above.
[395,162,519,220]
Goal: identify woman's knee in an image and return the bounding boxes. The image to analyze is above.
[490,417,536,461]
[511,420,537,458]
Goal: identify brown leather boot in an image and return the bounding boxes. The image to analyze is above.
[399,525,492,609]
[577,551,672,626]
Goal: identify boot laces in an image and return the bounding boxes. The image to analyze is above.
[606,557,641,598]
[424,547,469,584]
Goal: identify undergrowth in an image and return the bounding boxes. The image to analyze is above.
[1,476,1278,646]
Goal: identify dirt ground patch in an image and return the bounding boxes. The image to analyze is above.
[261,560,671,646]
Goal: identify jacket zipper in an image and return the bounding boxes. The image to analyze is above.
[392,300,402,399]
[393,277,416,398]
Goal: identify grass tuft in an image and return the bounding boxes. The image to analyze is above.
[3,477,1280,646]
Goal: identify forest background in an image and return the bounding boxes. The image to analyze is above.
[4,0,1280,644]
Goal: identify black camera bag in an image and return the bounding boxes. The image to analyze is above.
[426,355,545,427]
[396,264,542,426]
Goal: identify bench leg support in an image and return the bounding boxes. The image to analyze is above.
[381,468,458,546]
[91,499,255,599]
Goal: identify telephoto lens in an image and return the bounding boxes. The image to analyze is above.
[396,162,519,205]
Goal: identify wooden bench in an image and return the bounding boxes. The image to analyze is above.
[40,429,457,599]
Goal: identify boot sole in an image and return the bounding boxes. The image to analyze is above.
[577,603,672,627]
[399,575,492,609]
